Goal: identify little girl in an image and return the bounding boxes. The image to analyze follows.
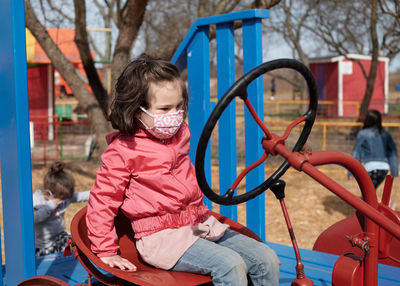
[352,109,398,189]
[86,54,280,285]
[33,161,90,256]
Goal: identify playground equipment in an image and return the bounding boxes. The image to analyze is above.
[66,207,262,286]
[19,58,400,286]
[3,3,400,284]
[195,59,400,285]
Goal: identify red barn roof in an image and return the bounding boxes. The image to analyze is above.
[26,28,82,64]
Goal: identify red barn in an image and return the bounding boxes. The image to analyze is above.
[309,54,389,117]
[26,28,90,140]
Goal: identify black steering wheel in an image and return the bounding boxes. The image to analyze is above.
[195,59,318,205]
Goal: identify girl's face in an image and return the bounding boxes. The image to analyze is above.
[140,80,184,128]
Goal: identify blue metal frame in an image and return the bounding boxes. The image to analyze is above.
[242,18,266,241]
[172,9,269,238]
[0,1,36,285]
[0,7,269,284]
[172,9,269,70]
[186,26,212,209]
[216,22,237,220]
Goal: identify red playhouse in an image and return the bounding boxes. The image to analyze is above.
[309,54,389,117]
[26,28,89,142]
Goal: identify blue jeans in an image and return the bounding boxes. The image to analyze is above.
[172,228,280,285]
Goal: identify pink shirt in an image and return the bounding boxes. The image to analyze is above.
[136,215,229,270]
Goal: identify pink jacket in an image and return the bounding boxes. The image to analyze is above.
[86,123,209,257]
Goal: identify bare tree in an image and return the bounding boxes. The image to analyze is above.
[25,0,281,155]
[25,0,148,153]
[74,0,108,112]
[379,0,400,63]
[309,0,400,119]
[361,0,379,118]
[262,0,320,100]
[142,0,282,61]
[25,1,112,153]
[267,0,320,65]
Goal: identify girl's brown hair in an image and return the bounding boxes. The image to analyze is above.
[108,53,188,134]
[43,161,75,200]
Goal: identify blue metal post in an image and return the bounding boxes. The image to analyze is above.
[0,0,37,285]
[242,18,266,241]
[216,23,237,220]
[172,9,269,224]
[187,26,212,209]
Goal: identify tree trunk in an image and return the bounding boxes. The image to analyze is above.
[25,1,111,154]
[110,0,148,88]
[74,0,109,116]
[347,0,379,139]
[358,0,379,120]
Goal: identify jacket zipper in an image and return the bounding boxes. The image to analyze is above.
[168,144,192,205]
[170,143,177,170]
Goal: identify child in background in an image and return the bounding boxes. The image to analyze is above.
[270,78,276,100]
[352,109,398,189]
[352,109,398,209]
[86,54,280,285]
[33,161,90,256]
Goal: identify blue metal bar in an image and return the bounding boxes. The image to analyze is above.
[172,9,269,71]
[171,9,269,231]
[196,9,269,27]
[0,1,37,284]
[171,23,197,70]
[216,22,237,221]
[187,26,212,209]
[242,18,266,241]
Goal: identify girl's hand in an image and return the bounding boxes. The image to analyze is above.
[52,197,63,206]
[100,255,137,271]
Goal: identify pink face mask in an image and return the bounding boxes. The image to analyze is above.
[139,106,184,139]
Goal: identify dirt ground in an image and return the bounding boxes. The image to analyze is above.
[29,160,400,251]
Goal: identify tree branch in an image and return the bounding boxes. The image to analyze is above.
[25,0,111,153]
[46,0,74,23]
[87,33,106,60]
[111,0,149,86]
[93,0,108,19]
[25,0,95,110]
[73,0,109,116]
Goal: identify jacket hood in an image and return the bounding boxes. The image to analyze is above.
[105,132,121,144]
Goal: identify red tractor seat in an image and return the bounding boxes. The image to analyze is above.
[69,206,262,286]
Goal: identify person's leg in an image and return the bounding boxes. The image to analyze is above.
[54,231,71,252]
[172,237,248,285]
[368,169,388,189]
[216,229,280,286]
[36,231,71,256]
[35,243,57,256]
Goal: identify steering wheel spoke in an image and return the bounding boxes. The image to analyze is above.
[196,59,318,205]
[244,98,272,139]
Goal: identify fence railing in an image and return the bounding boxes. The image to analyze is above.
[30,116,59,165]
[30,115,93,165]
[265,99,361,119]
